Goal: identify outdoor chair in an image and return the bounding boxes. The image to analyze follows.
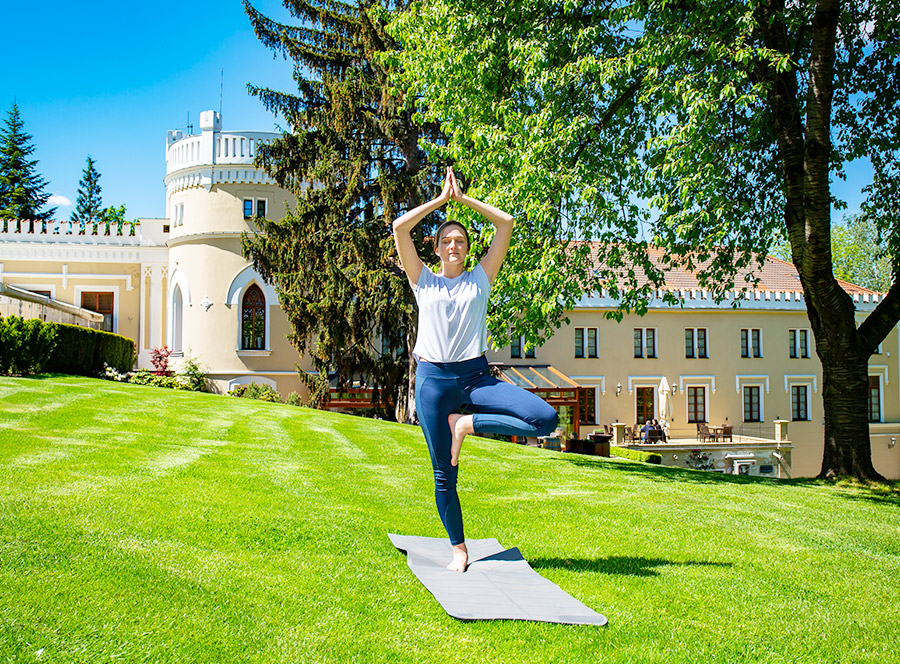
[721,425,733,442]
[699,423,713,443]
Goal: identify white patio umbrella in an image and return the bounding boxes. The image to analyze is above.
[658,377,673,431]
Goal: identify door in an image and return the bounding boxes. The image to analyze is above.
[635,387,655,423]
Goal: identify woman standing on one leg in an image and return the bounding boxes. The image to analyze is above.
[392,167,559,573]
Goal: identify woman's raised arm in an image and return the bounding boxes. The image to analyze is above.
[448,169,513,284]
[392,169,452,287]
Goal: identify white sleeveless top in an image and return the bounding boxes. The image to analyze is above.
[412,263,491,363]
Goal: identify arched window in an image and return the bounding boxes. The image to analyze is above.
[241,284,266,350]
[172,284,183,353]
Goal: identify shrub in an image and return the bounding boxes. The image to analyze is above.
[129,368,154,385]
[178,356,207,392]
[150,346,171,376]
[44,324,135,376]
[228,383,283,402]
[0,315,59,375]
[611,445,662,465]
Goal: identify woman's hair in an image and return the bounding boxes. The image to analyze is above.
[434,220,470,250]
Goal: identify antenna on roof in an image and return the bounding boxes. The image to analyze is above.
[219,69,224,117]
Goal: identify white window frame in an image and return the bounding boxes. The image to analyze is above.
[741,383,765,423]
[741,328,763,358]
[789,382,812,422]
[684,383,709,424]
[634,327,658,359]
[789,328,811,358]
[685,327,709,359]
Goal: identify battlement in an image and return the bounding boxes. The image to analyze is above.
[165,110,279,177]
[0,218,168,247]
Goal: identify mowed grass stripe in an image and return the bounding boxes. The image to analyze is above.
[1,375,899,663]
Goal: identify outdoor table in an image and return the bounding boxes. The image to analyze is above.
[708,426,724,442]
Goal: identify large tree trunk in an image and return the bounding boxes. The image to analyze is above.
[804,286,884,479]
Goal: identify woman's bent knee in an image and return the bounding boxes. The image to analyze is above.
[534,406,559,438]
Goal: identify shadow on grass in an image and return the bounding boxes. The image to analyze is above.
[529,555,732,577]
[546,452,900,504]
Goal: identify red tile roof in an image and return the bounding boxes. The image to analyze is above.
[583,243,879,296]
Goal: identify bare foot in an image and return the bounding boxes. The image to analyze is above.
[448,413,474,467]
[447,542,468,572]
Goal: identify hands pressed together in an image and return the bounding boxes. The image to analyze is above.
[437,166,464,204]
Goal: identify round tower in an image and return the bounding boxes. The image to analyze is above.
[164,110,303,395]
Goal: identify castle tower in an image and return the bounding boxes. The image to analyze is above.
[164,110,304,395]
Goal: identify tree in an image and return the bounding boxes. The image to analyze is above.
[390,0,900,479]
[241,0,450,421]
[71,155,103,229]
[0,102,55,221]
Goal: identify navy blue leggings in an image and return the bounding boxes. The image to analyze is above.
[415,355,559,545]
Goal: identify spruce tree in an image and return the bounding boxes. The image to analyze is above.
[71,155,103,229]
[242,0,446,421]
[0,102,56,221]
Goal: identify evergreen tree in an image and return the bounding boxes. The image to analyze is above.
[242,0,447,421]
[71,155,103,228]
[0,102,55,221]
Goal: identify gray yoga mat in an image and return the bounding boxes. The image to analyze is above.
[388,533,607,626]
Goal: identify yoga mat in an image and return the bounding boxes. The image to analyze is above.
[388,533,607,626]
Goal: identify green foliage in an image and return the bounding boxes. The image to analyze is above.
[390,0,899,478]
[0,102,55,221]
[0,315,58,375]
[228,382,283,402]
[44,323,135,376]
[178,356,208,392]
[70,155,103,228]
[242,0,448,420]
[610,445,662,465]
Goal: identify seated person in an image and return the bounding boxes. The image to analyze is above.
[641,419,653,442]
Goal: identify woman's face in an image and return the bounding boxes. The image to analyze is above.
[435,226,468,266]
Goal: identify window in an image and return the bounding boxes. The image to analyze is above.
[256,199,267,219]
[587,328,598,358]
[868,376,882,423]
[579,387,596,425]
[575,328,598,359]
[511,335,522,359]
[636,387,655,423]
[81,291,114,332]
[741,328,762,358]
[789,329,810,358]
[687,386,706,423]
[29,290,52,298]
[243,199,254,219]
[791,385,809,421]
[634,328,657,358]
[743,385,761,422]
[525,344,536,359]
[241,284,266,350]
[685,328,708,359]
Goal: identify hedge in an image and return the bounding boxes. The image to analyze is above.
[44,323,136,375]
[610,445,663,465]
[0,315,59,375]
[1,315,135,376]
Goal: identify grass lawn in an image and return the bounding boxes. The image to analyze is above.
[1,375,899,663]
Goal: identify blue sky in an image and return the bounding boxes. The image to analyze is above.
[2,0,295,219]
[2,1,874,223]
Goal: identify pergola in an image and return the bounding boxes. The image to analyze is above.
[493,364,588,439]
[324,364,590,439]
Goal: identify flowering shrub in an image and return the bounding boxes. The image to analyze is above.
[103,363,131,382]
[685,449,715,471]
[150,346,171,376]
[102,356,206,392]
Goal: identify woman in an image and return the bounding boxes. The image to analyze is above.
[392,166,558,573]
